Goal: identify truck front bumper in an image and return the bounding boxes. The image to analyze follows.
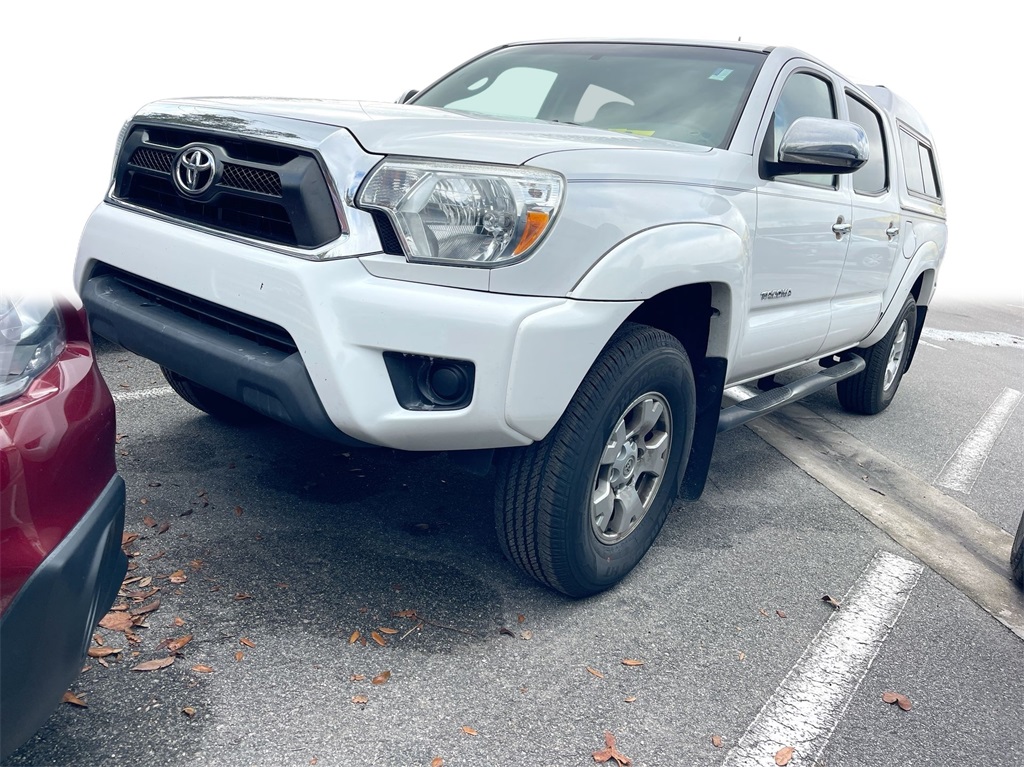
[77,204,637,450]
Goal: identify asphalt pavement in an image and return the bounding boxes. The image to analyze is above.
[4,295,1022,767]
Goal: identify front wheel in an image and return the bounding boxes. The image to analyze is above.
[837,295,917,415]
[495,323,695,598]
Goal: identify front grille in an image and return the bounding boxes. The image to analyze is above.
[114,123,341,249]
[95,265,298,354]
[130,147,173,173]
[221,164,282,196]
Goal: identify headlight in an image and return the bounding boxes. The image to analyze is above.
[0,295,66,404]
[357,159,564,267]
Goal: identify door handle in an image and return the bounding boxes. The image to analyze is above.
[886,223,900,240]
[832,216,852,239]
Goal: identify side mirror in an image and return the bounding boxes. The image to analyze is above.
[769,117,869,176]
[397,89,419,104]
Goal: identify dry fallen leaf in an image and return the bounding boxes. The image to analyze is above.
[169,570,187,584]
[351,695,369,705]
[349,630,361,645]
[775,746,795,765]
[233,593,252,601]
[592,730,632,765]
[758,608,770,618]
[737,651,746,661]
[520,630,533,640]
[173,616,186,627]
[99,612,134,632]
[143,516,158,528]
[166,635,193,653]
[882,691,913,710]
[711,735,723,748]
[192,664,214,673]
[394,609,417,619]
[586,666,605,679]
[776,610,787,619]
[499,627,516,637]
[460,726,478,736]
[93,633,104,646]
[378,627,399,635]
[87,647,122,658]
[624,696,637,703]
[130,599,161,617]
[371,670,392,685]
[350,674,365,682]
[371,631,387,647]
[182,706,196,718]
[157,522,170,535]
[431,758,444,767]
[621,659,644,667]
[234,506,244,517]
[132,656,175,672]
[234,651,244,662]
[240,637,256,649]
[62,691,87,707]
[822,594,842,608]
[517,614,526,623]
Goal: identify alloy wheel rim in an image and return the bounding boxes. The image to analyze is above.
[884,320,909,391]
[590,392,672,544]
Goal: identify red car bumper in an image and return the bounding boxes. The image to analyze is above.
[0,304,126,759]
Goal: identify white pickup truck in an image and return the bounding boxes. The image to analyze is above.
[74,39,947,597]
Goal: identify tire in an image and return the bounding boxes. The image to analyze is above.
[495,323,695,598]
[837,295,917,415]
[160,366,259,425]
[1012,511,1024,590]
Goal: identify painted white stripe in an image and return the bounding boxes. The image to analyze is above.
[112,385,174,403]
[936,388,1022,493]
[723,551,922,767]
[922,328,1024,349]
[918,339,946,350]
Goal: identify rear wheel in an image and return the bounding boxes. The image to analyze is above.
[837,295,917,415]
[495,323,695,597]
[160,367,259,425]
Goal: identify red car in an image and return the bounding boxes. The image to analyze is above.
[0,294,126,759]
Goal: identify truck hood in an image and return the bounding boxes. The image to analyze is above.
[137,97,709,166]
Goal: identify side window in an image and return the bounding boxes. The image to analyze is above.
[846,95,888,195]
[444,67,557,119]
[763,72,837,187]
[899,129,942,200]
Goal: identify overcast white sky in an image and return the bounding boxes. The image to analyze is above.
[2,1,1018,303]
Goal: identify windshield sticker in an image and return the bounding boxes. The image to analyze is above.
[708,68,734,81]
[609,128,656,136]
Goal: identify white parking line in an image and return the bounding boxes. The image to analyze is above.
[723,551,922,767]
[919,339,946,350]
[112,385,174,403]
[936,388,1022,494]
[922,328,1024,349]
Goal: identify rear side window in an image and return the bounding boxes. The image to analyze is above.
[899,128,941,200]
[846,94,888,195]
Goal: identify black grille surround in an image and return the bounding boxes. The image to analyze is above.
[112,123,342,249]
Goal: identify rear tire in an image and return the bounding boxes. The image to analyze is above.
[837,295,917,415]
[160,367,259,425]
[495,323,695,598]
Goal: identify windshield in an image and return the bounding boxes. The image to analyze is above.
[412,42,766,148]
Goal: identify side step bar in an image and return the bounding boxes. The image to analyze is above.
[717,357,866,433]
